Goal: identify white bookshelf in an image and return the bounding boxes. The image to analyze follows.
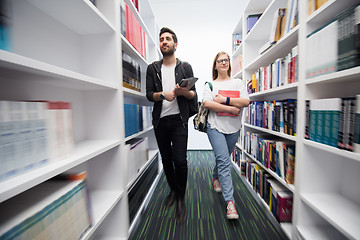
[0,0,160,239]
[234,0,360,239]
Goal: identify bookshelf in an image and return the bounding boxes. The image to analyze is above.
[0,0,160,239]
[233,0,360,239]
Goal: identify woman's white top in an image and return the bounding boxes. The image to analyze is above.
[203,78,249,134]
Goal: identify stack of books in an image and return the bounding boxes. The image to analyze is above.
[244,99,297,136]
[306,4,360,79]
[306,95,360,153]
[124,104,152,137]
[0,100,74,181]
[126,137,149,184]
[0,172,92,239]
[122,51,142,92]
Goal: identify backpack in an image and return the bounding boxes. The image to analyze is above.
[181,62,198,117]
[193,82,213,133]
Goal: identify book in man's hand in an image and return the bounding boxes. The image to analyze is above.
[217,90,240,116]
[178,77,198,88]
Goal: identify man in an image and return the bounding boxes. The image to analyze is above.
[146,27,197,221]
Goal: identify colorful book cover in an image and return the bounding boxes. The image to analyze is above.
[276,191,293,222]
[217,90,240,116]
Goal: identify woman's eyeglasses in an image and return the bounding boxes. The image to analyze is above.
[216,58,229,64]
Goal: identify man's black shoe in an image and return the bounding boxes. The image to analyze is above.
[176,198,186,222]
[164,191,176,208]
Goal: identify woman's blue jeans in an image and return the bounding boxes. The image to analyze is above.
[206,123,239,203]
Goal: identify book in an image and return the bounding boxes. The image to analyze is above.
[284,0,298,34]
[46,101,74,162]
[337,4,360,71]
[0,101,48,180]
[285,145,295,184]
[338,97,356,150]
[356,6,360,66]
[346,97,356,151]
[0,176,92,239]
[247,14,262,33]
[126,137,149,184]
[269,9,286,44]
[0,0,11,51]
[354,95,360,153]
[217,90,240,116]
[178,77,198,88]
[124,104,140,137]
[276,191,293,222]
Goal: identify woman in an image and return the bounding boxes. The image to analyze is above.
[203,51,250,219]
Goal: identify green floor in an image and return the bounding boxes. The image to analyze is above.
[129,150,288,240]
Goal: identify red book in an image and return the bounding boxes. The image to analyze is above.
[217,90,240,116]
[276,191,293,222]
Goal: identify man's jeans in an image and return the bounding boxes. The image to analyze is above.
[154,114,188,199]
[206,123,239,203]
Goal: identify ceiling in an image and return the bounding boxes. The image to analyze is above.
[148,0,248,35]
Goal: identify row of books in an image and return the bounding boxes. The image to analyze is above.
[260,0,298,54]
[126,137,149,185]
[232,33,242,53]
[306,4,360,79]
[130,0,139,11]
[241,160,293,222]
[244,132,296,184]
[120,1,147,59]
[0,0,11,51]
[308,0,329,16]
[305,95,360,153]
[0,172,92,239]
[122,51,142,92]
[124,104,152,138]
[0,100,74,181]
[231,146,243,169]
[271,0,298,43]
[244,99,297,136]
[249,45,298,94]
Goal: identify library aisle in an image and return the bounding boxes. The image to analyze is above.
[129,150,288,240]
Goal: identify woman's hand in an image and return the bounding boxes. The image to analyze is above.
[214,94,226,104]
[229,106,241,115]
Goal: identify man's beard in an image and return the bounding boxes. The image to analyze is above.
[161,46,175,56]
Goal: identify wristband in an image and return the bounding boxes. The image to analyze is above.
[226,97,230,105]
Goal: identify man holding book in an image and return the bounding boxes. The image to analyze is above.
[146,27,197,222]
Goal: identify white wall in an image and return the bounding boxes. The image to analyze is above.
[148,0,248,149]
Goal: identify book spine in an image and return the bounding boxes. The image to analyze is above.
[338,98,346,149]
[337,5,358,71]
[0,0,11,51]
[305,100,310,139]
[346,97,356,151]
[354,95,360,153]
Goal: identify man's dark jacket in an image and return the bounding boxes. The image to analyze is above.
[146,58,197,129]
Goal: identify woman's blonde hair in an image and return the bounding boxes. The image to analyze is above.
[212,51,231,80]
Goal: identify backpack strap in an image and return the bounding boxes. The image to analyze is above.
[206,82,213,91]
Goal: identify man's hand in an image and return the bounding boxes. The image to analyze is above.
[173,83,190,97]
[163,90,176,101]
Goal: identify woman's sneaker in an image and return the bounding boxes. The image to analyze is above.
[212,178,222,193]
[226,201,239,219]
